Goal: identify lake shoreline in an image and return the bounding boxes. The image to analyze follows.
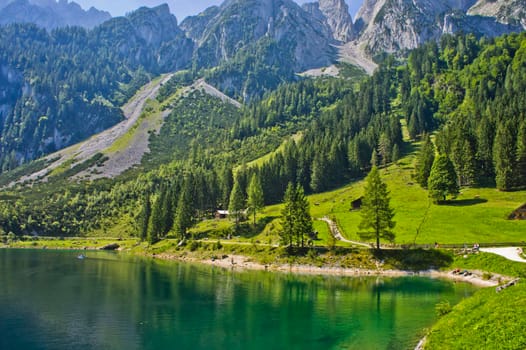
[152,252,502,288]
[1,243,506,287]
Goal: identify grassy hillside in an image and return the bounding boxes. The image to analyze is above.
[190,138,525,247]
[424,281,526,349]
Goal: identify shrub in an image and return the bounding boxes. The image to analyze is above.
[188,240,200,252]
[435,300,452,317]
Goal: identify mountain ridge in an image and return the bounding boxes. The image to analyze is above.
[0,0,111,30]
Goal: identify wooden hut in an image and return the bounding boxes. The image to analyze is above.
[351,197,364,211]
[509,204,526,220]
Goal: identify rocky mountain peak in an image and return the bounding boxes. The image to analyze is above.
[317,0,354,42]
[352,0,524,56]
[185,0,336,71]
[0,0,111,29]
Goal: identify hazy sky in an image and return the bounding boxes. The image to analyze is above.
[74,0,363,22]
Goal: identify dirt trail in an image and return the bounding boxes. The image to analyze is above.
[480,247,526,263]
[320,217,370,248]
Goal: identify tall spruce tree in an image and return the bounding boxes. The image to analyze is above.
[280,183,296,248]
[280,183,313,249]
[293,185,313,248]
[148,194,162,244]
[247,174,264,226]
[428,154,459,202]
[358,166,396,250]
[494,122,517,191]
[174,180,193,240]
[137,193,151,241]
[515,122,526,188]
[228,177,245,225]
[415,134,435,188]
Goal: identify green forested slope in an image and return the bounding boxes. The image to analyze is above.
[1,32,526,244]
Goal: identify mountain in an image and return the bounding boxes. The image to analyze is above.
[468,0,526,28]
[0,0,111,30]
[182,0,335,71]
[302,0,354,42]
[353,0,523,56]
[0,5,192,171]
[93,4,193,72]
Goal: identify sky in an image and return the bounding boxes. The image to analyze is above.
[74,0,363,22]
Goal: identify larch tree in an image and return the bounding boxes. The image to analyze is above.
[358,166,396,250]
[247,174,264,226]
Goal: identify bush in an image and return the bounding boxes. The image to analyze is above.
[213,240,223,250]
[435,300,452,317]
[7,232,16,243]
[188,240,200,252]
[307,248,318,260]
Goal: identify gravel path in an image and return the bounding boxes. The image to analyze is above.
[320,217,370,248]
[480,247,526,263]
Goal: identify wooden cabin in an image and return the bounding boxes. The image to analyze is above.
[351,197,364,211]
[509,204,526,220]
[215,210,229,219]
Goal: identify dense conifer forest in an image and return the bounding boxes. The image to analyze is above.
[1,32,526,240]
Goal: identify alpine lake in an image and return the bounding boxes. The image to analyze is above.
[0,249,477,349]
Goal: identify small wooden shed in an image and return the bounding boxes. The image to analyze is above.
[351,197,364,211]
[509,204,526,220]
[215,210,229,219]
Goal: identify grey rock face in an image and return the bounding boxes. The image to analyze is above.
[318,0,354,42]
[180,6,221,42]
[0,0,111,30]
[354,0,524,56]
[189,0,335,71]
[468,0,526,28]
[95,5,194,72]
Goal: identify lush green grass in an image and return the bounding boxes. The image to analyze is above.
[306,151,526,246]
[190,143,525,248]
[235,133,303,173]
[424,282,526,349]
[5,237,138,250]
[449,252,526,278]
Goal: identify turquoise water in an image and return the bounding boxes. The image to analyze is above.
[0,249,475,349]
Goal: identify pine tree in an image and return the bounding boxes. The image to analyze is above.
[280,183,313,250]
[228,177,245,225]
[391,143,400,163]
[358,166,395,250]
[137,193,151,241]
[494,122,517,191]
[247,174,264,226]
[280,183,295,248]
[415,134,435,188]
[428,154,459,203]
[370,148,379,168]
[293,185,313,248]
[174,180,194,240]
[148,194,162,244]
[515,122,526,188]
[310,151,328,193]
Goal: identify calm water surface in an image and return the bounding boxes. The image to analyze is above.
[0,249,476,349]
